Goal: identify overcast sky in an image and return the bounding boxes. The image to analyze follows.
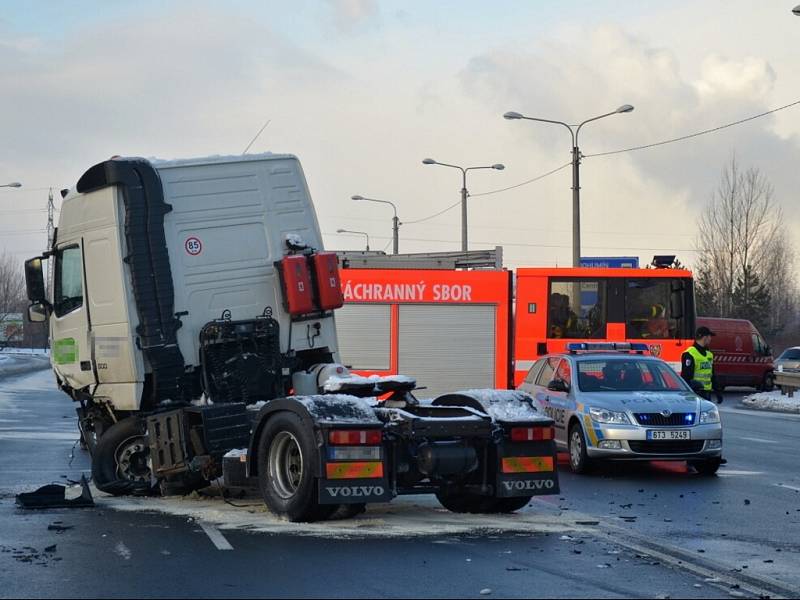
[1,0,798,271]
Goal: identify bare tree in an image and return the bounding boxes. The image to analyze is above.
[0,251,26,347]
[695,155,798,337]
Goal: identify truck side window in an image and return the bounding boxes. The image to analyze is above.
[548,279,607,339]
[54,246,84,317]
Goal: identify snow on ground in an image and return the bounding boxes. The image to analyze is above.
[97,487,575,539]
[742,390,800,413]
[0,352,50,379]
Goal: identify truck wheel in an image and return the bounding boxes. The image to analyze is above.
[435,489,495,513]
[257,412,335,522]
[760,372,775,392]
[691,458,721,476]
[490,496,533,513]
[92,417,158,496]
[568,423,593,474]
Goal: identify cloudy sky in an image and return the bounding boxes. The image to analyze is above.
[1,0,799,271]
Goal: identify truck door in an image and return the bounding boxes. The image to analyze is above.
[51,243,96,391]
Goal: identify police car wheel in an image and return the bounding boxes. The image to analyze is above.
[691,458,721,476]
[568,424,593,474]
[761,372,775,392]
[257,411,335,522]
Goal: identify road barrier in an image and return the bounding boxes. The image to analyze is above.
[775,371,800,398]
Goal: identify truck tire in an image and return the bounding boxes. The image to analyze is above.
[92,417,159,496]
[435,489,495,513]
[256,411,335,522]
[568,423,593,474]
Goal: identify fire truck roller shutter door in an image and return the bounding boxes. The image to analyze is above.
[335,303,391,370]
[398,304,496,398]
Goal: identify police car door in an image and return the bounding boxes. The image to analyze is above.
[547,358,572,442]
[532,357,565,446]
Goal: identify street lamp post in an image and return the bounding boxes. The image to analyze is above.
[352,195,400,254]
[0,182,22,188]
[336,228,370,251]
[504,105,634,267]
[422,159,505,252]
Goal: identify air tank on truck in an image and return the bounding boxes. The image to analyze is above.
[23,154,559,521]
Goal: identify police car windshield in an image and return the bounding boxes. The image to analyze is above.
[576,358,688,393]
[779,348,800,360]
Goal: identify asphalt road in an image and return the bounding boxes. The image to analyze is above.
[1,369,797,598]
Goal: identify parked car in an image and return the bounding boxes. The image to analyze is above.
[775,347,800,373]
[518,343,723,476]
[696,317,774,391]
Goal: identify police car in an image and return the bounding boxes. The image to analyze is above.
[518,343,723,475]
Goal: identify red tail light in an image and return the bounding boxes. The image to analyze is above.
[328,429,382,445]
[511,426,554,442]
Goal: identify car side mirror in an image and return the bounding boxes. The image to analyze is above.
[547,380,569,393]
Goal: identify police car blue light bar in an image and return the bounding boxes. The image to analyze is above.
[566,342,650,353]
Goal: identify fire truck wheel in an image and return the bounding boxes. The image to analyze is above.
[691,458,721,476]
[257,411,334,522]
[435,489,496,513]
[92,417,159,496]
[568,423,594,475]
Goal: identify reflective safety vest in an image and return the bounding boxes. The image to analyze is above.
[685,345,714,391]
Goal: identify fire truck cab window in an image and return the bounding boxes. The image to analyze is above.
[625,278,688,340]
[548,280,607,339]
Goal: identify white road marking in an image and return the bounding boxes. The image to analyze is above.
[717,470,764,476]
[114,541,132,560]
[741,437,779,445]
[199,522,234,550]
[775,483,800,493]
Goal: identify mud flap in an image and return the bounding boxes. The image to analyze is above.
[318,477,392,505]
[495,439,560,497]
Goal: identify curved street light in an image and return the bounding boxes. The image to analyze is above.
[503,105,634,266]
[0,182,22,188]
[352,195,400,254]
[421,159,505,251]
[336,228,370,251]
[793,4,800,16]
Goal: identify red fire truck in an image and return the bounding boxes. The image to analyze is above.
[336,251,695,394]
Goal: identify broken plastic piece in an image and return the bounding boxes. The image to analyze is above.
[15,476,94,509]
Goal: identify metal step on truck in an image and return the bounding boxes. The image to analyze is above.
[23,154,559,522]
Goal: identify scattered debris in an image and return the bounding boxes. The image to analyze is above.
[15,476,94,509]
[744,499,751,505]
[47,524,74,533]
[575,520,600,526]
[479,588,492,595]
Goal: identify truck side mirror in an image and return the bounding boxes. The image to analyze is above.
[28,302,48,323]
[24,257,46,302]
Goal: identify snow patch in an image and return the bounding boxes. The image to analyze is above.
[224,448,248,459]
[743,390,800,413]
[97,491,574,539]
[293,394,380,424]
[323,373,416,393]
[450,389,547,422]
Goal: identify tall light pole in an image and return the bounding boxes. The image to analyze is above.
[336,228,370,251]
[504,105,634,267]
[422,159,505,252]
[0,182,22,188]
[352,195,400,254]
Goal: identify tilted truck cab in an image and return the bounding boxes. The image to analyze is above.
[25,154,559,521]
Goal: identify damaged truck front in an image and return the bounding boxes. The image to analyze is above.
[24,154,559,521]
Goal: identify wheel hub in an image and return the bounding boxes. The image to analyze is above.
[116,437,151,483]
[268,431,304,500]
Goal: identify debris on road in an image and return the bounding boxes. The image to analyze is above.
[15,476,93,509]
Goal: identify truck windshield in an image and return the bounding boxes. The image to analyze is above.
[625,278,692,340]
[576,359,688,392]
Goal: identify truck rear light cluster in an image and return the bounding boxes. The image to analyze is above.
[510,426,554,442]
[328,429,382,445]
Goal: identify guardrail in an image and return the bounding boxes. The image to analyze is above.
[775,371,800,398]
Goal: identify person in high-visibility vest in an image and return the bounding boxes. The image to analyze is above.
[681,326,723,404]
